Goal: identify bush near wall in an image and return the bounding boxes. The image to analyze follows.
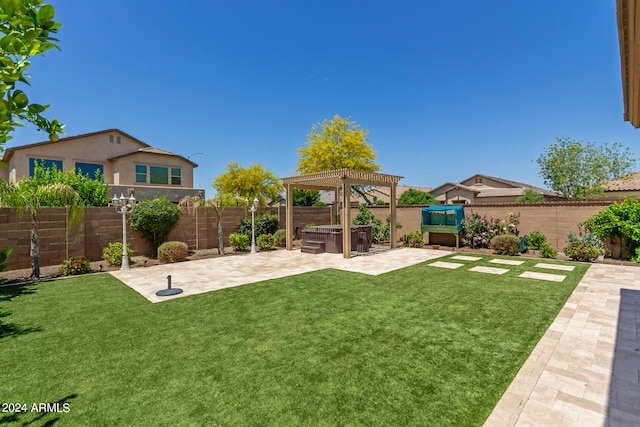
[490,235,520,256]
[157,241,188,264]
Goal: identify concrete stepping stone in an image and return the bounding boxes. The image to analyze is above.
[451,255,482,261]
[534,263,575,271]
[428,261,465,269]
[470,266,509,275]
[519,271,566,282]
[489,258,524,266]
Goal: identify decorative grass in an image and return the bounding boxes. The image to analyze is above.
[0,255,589,426]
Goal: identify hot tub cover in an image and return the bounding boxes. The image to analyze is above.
[421,205,465,232]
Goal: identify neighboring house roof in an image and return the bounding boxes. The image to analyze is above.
[430,182,480,195]
[459,173,558,197]
[603,171,640,192]
[396,185,433,198]
[431,174,561,201]
[1,128,198,168]
[108,147,198,167]
[1,128,151,164]
[476,188,531,198]
[357,185,434,200]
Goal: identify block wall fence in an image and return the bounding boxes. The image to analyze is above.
[351,201,623,255]
[0,201,625,270]
[0,206,333,271]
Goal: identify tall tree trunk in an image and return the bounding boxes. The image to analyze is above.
[30,215,40,279]
[217,217,225,255]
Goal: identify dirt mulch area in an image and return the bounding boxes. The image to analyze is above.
[448,245,639,267]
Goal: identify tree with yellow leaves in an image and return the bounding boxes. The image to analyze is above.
[213,162,283,207]
[297,115,380,204]
[297,115,379,174]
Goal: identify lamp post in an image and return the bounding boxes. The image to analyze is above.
[245,196,259,254]
[112,193,137,270]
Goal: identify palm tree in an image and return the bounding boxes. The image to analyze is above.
[0,180,83,278]
[178,193,234,255]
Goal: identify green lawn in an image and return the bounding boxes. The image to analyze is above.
[0,254,589,426]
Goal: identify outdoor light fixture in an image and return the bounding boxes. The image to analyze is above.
[112,193,137,269]
[245,196,259,254]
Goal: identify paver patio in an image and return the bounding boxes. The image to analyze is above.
[484,263,640,427]
[110,247,448,303]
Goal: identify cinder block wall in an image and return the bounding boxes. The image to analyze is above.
[351,201,618,250]
[0,206,333,270]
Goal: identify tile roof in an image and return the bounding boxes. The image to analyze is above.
[603,171,640,191]
[1,128,150,163]
[108,147,198,166]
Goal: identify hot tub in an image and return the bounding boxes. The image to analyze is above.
[301,225,372,253]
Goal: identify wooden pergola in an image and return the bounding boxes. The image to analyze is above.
[280,169,403,259]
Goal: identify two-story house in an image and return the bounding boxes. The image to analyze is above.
[0,129,205,201]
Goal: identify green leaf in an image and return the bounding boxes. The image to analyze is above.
[36,4,55,24]
[12,89,27,108]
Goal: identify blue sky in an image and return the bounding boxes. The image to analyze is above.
[7,0,639,195]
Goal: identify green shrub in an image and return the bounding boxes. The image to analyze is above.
[273,229,287,247]
[582,197,640,262]
[229,233,249,251]
[59,257,91,276]
[257,233,275,251]
[157,241,188,263]
[238,213,279,237]
[129,197,182,253]
[403,230,424,248]
[566,231,605,260]
[352,204,401,244]
[462,212,520,249]
[102,242,133,267]
[539,244,557,259]
[563,241,602,262]
[490,234,521,256]
[526,230,548,250]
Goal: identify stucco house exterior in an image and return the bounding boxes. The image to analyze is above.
[0,129,204,201]
[430,174,561,204]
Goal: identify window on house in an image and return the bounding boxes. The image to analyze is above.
[29,158,63,176]
[171,168,181,185]
[135,165,147,183]
[149,166,169,184]
[135,165,182,185]
[75,162,104,179]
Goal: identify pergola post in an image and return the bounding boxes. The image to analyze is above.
[342,177,351,259]
[285,183,293,250]
[390,183,397,248]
